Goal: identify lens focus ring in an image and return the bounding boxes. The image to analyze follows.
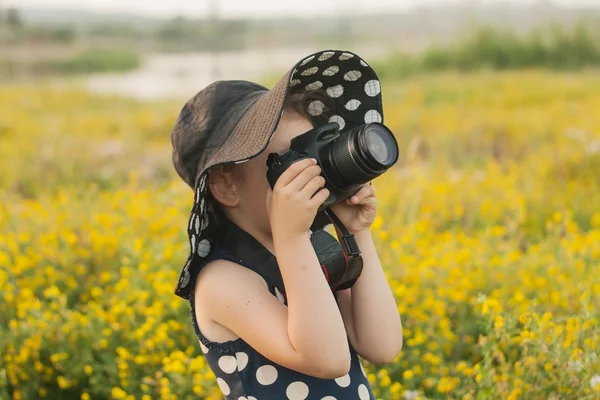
[331,133,374,186]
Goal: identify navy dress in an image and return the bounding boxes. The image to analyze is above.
[188,246,376,400]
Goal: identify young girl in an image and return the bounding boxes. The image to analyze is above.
[170,50,402,400]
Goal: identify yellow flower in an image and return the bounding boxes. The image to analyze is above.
[85,364,93,375]
[403,370,414,380]
[57,376,71,389]
[507,388,522,400]
[111,387,128,399]
[81,394,91,400]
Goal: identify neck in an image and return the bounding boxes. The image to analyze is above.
[226,212,276,255]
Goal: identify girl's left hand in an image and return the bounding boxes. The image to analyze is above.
[330,183,377,234]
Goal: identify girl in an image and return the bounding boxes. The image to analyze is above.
[170,50,402,400]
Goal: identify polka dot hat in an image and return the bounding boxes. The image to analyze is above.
[171,49,384,300]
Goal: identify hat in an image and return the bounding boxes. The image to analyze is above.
[171,49,384,300]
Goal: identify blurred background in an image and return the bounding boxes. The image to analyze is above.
[1,0,600,98]
[2,1,600,400]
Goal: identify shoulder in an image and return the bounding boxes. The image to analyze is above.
[193,258,270,307]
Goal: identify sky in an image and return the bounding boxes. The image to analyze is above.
[6,0,599,18]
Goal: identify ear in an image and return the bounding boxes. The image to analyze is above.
[208,167,240,208]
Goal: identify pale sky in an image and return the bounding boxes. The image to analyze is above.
[7,0,598,18]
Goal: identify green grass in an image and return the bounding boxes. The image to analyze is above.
[371,22,600,80]
[0,48,141,79]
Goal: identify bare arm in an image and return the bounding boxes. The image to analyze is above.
[196,157,351,378]
[196,237,350,379]
[337,230,403,364]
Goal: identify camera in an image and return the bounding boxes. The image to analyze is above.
[266,122,399,211]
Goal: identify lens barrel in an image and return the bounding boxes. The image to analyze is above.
[322,123,398,189]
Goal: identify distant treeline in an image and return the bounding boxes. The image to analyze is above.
[373,23,600,79]
[0,49,140,78]
[0,7,253,52]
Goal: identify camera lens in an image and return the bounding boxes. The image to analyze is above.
[321,123,399,189]
[363,125,397,166]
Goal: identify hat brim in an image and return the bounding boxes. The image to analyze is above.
[175,49,384,300]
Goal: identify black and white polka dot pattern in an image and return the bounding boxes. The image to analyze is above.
[287,50,384,140]
[204,347,374,399]
[175,49,384,303]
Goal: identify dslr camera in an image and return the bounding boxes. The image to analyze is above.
[266,122,399,211]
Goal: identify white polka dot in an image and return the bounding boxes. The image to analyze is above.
[301,67,319,76]
[344,70,362,81]
[360,362,367,377]
[217,378,230,396]
[256,365,278,385]
[286,381,309,400]
[290,79,302,87]
[218,355,237,374]
[360,60,369,67]
[197,239,211,257]
[323,66,340,76]
[301,55,315,65]
[199,341,209,354]
[345,99,361,111]
[321,397,337,400]
[248,397,257,400]
[318,51,335,61]
[188,213,195,231]
[236,352,249,371]
[199,198,205,214]
[194,215,200,234]
[190,234,196,254]
[201,213,209,231]
[364,110,382,124]
[329,115,345,130]
[335,373,351,387]
[305,81,323,91]
[238,397,247,400]
[326,85,344,98]
[339,52,354,60]
[308,100,325,116]
[358,384,369,400]
[180,267,190,288]
[365,80,381,97]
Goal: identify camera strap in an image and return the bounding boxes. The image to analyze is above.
[218,210,363,300]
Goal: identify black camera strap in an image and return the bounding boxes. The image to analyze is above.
[218,209,363,300]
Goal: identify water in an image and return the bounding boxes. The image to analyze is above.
[85,46,390,101]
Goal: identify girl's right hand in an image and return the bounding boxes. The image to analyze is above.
[266,158,329,238]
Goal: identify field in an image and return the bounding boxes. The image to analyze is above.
[1,70,600,400]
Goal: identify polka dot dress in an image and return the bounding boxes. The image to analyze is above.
[188,246,376,400]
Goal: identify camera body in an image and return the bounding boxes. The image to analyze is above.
[266,122,399,212]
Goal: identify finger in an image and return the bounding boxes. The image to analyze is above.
[287,164,322,192]
[300,174,326,198]
[275,158,317,188]
[309,188,330,208]
[348,185,375,204]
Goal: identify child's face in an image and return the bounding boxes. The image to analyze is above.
[235,110,314,237]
